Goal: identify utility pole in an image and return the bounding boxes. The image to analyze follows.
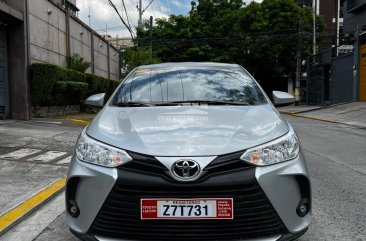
[335,0,340,56]
[312,0,317,55]
[295,21,303,105]
[138,0,143,28]
[137,0,154,28]
[149,16,153,59]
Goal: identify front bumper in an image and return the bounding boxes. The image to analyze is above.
[71,229,308,241]
[66,152,311,241]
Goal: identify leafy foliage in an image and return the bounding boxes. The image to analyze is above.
[53,81,89,106]
[66,53,91,73]
[121,47,161,76]
[30,63,120,106]
[133,0,324,92]
[85,73,120,99]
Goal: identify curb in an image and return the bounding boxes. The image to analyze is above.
[279,111,341,124]
[280,111,366,129]
[70,119,90,126]
[279,102,354,115]
[0,177,66,236]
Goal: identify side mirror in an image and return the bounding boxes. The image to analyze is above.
[272,91,295,106]
[85,93,105,108]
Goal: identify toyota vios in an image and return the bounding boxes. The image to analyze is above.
[66,62,311,241]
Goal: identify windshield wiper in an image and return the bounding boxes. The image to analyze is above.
[169,100,251,106]
[115,101,153,107]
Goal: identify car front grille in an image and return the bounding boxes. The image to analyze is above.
[121,150,254,181]
[91,169,286,240]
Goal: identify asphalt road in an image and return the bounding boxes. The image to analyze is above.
[12,115,366,241]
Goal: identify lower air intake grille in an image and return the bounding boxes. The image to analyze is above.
[92,178,286,240]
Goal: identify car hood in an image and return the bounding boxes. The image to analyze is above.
[86,104,289,157]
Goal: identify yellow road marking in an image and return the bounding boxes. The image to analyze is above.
[0,177,66,233]
[70,119,90,126]
[279,111,341,124]
[293,114,341,124]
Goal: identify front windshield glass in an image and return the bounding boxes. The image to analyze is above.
[113,67,267,106]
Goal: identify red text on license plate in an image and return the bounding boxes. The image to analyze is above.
[141,198,233,220]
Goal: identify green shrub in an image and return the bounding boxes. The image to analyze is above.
[85,74,120,100]
[30,63,64,105]
[64,68,86,83]
[66,53,91,73]
[30,63,120,106]
[53,81,88,106]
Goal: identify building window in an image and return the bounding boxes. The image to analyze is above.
[61,0,80,16]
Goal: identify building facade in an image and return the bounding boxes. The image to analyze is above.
[0,0,120,120]
[306,0,366,105]
[318,0,337,51]
[342,0,366,33]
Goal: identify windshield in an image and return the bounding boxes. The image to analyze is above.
[113,67,267,106]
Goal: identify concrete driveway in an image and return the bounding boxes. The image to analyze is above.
[0,119,83,221]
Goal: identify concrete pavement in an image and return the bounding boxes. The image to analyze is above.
[0,192,68,241]
[278,102,366,129]
[0,120,83,235]
[290,116,366,241]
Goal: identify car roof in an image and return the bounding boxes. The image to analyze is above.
[136,62,243,70]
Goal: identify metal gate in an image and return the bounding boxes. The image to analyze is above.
[306,64,330,105]
[330,53,354,104]
[0,25,8,119]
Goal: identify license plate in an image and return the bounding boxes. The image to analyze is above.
[141,198,233,220]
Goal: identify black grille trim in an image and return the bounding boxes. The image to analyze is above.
[121,150,254,181]
[121,152,169,176]
[91,169,287,241]
[202,151,254,176]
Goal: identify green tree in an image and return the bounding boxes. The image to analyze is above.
[121,47,161,77]
[129,0,324,91]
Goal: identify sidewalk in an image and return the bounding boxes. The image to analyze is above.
[0,119,83,235]
[278,102,366,129]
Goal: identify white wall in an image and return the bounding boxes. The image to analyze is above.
[109,46,120,81]
[28,0,120,80]
[28,0,67,65]
[93,35,108,78]
[69,17,92,73]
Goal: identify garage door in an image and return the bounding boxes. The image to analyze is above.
[0,25,8,118]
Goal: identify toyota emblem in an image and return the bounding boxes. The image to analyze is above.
[171,160,201,181]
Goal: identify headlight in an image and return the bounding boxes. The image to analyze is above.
[240,127,300,166]
[75,129,132,167]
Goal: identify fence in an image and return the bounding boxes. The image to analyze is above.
[28,0,120,80]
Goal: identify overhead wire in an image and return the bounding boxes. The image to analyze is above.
[121,0,133,34]
[108,0,136,40]
[143,0,155,13]
[127,0,139,20]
